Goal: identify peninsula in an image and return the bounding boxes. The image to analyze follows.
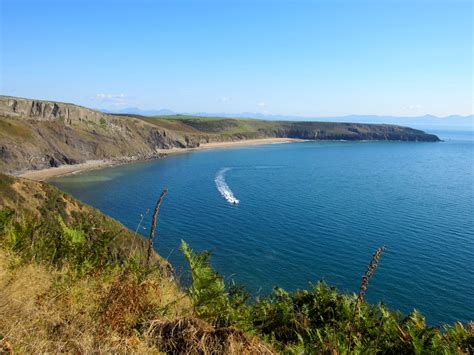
[0,95,439,177]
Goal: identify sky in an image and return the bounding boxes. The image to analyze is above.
[1,0,472,117]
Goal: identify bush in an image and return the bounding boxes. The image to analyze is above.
[182,241,474,353]
[0,208,117,275]
[181,240,229,325]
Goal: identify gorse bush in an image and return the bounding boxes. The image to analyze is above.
[181,241,474,354]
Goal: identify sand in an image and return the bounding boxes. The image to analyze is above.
[18,138,301,181]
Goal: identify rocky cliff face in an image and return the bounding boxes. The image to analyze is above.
[0,96,200,174]
[0,96,440,174]
[0,96,105,125]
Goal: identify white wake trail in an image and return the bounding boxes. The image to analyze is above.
[215,168,239,205]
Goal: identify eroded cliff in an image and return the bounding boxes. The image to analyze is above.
[0,96,440,174]
[0,96,200,173]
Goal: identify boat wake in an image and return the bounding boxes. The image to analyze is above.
[215,168,239,205]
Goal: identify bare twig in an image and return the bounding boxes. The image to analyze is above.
[146,189,168,267]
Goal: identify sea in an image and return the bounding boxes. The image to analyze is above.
[51,128,474,325]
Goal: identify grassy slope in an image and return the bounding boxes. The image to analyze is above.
[132,114,441,142]
[0,113,201,174]
[0,173,185,352]
[1,174,472,353]
[0,173,162,265]
[0,174,272,353]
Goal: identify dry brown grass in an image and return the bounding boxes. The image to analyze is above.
[0,249,272,353]
[101,271,148,334]
[99,269,191,333]
[147,317,275,354]
[0,250,193,353]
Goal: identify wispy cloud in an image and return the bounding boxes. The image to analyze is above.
[257,101,266,108]
[407,104,422,111]
[92,93,128,106]
[219,96,231,103]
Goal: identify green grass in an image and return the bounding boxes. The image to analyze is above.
[130,113,432,141]
[0,173,162,269]
[135,114,284,136]
[0,173,193,353]
[1,174,468,353]
[181,240,474,353]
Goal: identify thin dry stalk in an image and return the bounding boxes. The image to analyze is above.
[348,245,385,349]
[356,245,385,306]
[146,189,168,267]
[130,209,149,259]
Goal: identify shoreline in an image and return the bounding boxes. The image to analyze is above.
[18,138,302,181]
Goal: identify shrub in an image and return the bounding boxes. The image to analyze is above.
[181,240,230,325]
[0,208,117,275]
[181,241,474,353]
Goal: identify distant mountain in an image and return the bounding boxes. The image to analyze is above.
[192,112,473,129]
[100,106,473,130]
[308,114,474,130]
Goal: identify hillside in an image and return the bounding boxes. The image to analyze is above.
[0,174,472,353]
[0,96,200,174]
[0,174,272,353]
[0,95,439,175]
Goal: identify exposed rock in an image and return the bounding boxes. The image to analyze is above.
[0,96,105,125]
[0,95,440,174]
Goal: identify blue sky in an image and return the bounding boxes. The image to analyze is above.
[1,0,472,117]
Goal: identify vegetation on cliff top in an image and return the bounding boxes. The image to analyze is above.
[0,95,439,174]
[0,174,471,353]
[125,112,441,142]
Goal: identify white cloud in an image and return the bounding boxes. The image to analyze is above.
[257,101,266,107]
[408,104,422,111]
[92,93,128,106]
[219,96,231,103]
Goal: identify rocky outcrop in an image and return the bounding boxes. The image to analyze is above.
[0,96,201,174]
[0,95,440,174]
[277,122,440,142]
[0,96,106,125]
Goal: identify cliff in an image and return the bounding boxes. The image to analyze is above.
[0,96,440,174]
[0,96,200,174]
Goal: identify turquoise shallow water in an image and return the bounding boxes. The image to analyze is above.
[51,130,474,325]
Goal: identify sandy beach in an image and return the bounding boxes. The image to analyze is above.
[18,138,301,181]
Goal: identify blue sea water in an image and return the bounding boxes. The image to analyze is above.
[51,129,474,325]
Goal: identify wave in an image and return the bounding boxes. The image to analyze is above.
[215,168,239,205]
